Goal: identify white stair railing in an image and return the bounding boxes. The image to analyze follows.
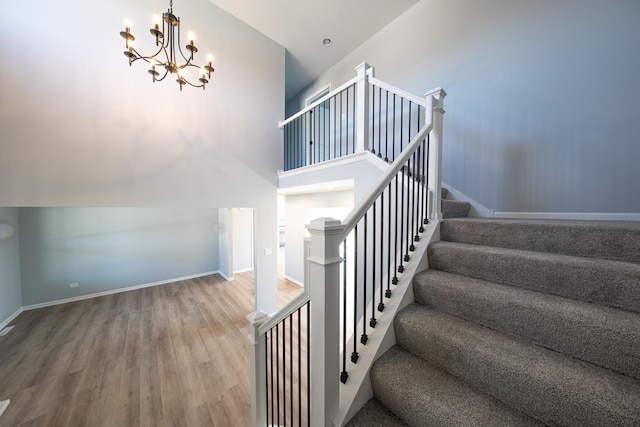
[251,63,446,426]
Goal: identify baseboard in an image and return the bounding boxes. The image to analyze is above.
[233,267,254,274]
[0,307,23,330]
[218,271,234,281]
[492,211,640,221]
[284,275,304,287]
[21,270,221,311]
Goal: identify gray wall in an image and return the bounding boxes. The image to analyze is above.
[0,208,22,324]
[288,0,640,214]
[0,0,285,311]
[19,208,219,306]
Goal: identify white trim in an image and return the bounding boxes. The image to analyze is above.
[278,151,388,180]
[233,267,254,274]
[218,270,234,281]
[0,307,23,330]
[492,211,640,221]
[284,275,304,287]
[22,271,220,311]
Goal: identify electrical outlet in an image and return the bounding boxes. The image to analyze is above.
[69,283,79,288]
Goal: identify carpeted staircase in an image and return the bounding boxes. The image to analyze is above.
[347,217,640,426]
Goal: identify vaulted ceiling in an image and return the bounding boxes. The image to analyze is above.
[207,0,420,99]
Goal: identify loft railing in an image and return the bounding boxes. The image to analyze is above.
[252,63,446,426]
[280,63,428,171]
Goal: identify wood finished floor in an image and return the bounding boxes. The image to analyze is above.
[0,272,301,427]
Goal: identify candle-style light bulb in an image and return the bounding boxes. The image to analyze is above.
[153,15,160,27]
[188,32,195,45]
[207,54,213,64]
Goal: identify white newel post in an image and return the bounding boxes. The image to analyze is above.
[355,62,373,154]
[306,217,345,427]
[247,310,269,427]
[426,88,447,221]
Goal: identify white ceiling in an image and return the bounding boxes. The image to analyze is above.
[207,0,420,100]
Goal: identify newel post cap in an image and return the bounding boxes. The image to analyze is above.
[306,217,344,235]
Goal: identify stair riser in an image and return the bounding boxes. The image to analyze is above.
[395,306,640,426]
[414,271,640,380]
[441,219,640,264]
[428,242,640,313]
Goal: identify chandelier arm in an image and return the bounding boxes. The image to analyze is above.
[154,68,171,82]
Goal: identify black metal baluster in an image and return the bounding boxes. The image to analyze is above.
[351,225,359,363]
[379,190,385,311]
[400,98,404,156]
[387,181,394,295]
[378,87,382,157]
[306,303,310,427]
[341,238,348,384]
[410,152,416,252]
[404,160,411,262]
[370,202,378,326]
[399,165,406,272]
[408,103,416,252]
[371,86,376,155]
[269,329,273,426]
[331,96,338,159]
[316,106,320,164]
[384,90,389,162]
[361,213,368,345]
[392,94,396,161]
[308,111,313,166]
[352,84,356,154]
[423,135,430,226]
[339,90,343,158]
[416,145,423,239]
[276,323,280,427]
[290,313,294,426]
[393,171,400,283]
[298,308,301,426]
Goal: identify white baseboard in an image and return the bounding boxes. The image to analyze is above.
[218,271,234,281]
[493,211,640,221]
[22,270,221,311]
[284,275,304,287]
[233,267,254,274]
[0,307,23,330]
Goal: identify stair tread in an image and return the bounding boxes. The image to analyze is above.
[428,241,640,313]
[441,218,640,264]
[345,398,408,427]
[371,346,543,427]
[395,304,640,426]
[414,269,640,379]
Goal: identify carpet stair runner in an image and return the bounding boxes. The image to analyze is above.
[347,218,640,426]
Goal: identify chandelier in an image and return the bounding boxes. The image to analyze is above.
[120,0,214,91]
